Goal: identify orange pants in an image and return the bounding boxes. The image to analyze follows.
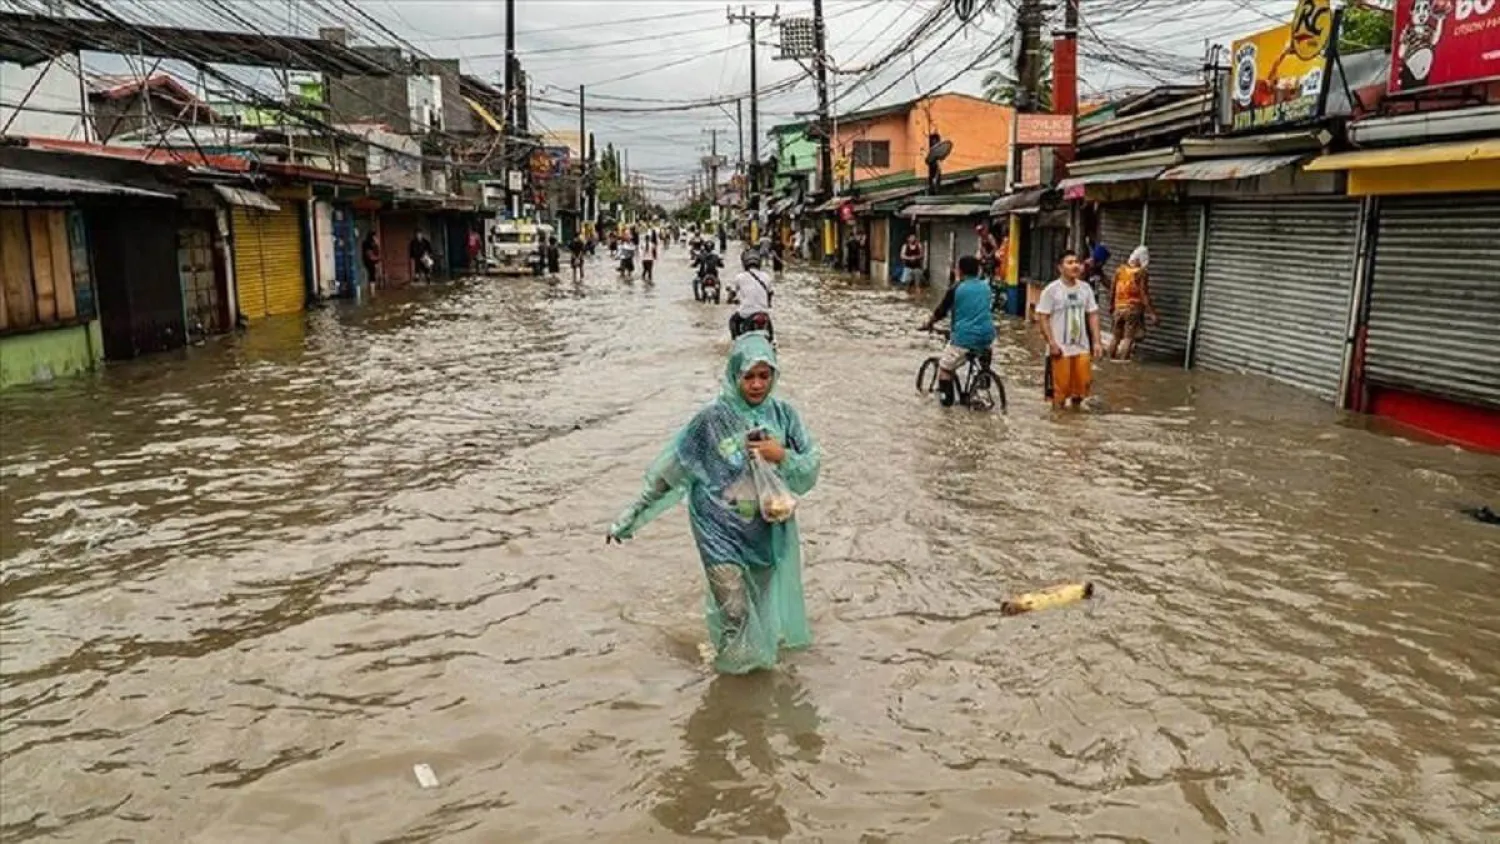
[1050,353,1092,406]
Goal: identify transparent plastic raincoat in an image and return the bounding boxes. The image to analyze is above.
[610,333,820,674]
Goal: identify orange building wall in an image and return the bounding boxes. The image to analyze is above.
[917,94,1013,174]
[835,113,914,182]
[834,94,1014,184]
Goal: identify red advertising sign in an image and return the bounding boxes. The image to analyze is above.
[1390,0,1500,95]
[1015,113,1075,146]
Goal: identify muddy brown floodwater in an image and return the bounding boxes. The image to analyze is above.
[2,251,1498,842]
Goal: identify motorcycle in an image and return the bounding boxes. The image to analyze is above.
[730,311,773,342]
[698,271,721,303]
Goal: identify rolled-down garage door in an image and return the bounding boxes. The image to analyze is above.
[1096,202,1145,333]
[233,205,306,319]
[1138,201,1202,361]
[1365,193,1500,408]
[1194,200,1359,399]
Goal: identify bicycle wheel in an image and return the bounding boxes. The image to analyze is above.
[916,357,940,394]
[966,367,1003,412]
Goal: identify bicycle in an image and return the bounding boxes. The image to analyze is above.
[916,329,1007,412]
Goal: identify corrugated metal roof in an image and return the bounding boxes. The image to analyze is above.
[991,188,1048,215]
[0,168,175,199]
[1158,154,1306,182]
[901,202,993,219]
[1058,165,1167,190]
[213,185,279,211]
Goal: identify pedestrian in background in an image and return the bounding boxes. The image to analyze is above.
[546,236,562,276]
[361,229,382,288]
[466,226,482,272]
[976,224,999,280]
[900,233,925,291]
[409,231,434,282]
[1108,246,1158,361]
[1037,249,1103,409]
[642,238,657,282]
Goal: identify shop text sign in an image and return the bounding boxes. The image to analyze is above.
[1230,13,1330,131]
[1015,113,1074,146]
[1391,0,1500,94]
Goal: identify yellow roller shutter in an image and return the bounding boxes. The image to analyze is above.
[233,206,306,319]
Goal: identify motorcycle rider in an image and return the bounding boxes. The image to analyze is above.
[729,252,774,342]
[694,241,723,301]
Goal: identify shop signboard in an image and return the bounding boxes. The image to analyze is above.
[1229,1,1332,131]
[1390,0,1500,94]
[1015,113,1074,146]
[1020,148,1043,187]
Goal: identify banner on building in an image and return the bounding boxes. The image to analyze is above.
[1229,2,1332,131]
[1390,0,1500,95]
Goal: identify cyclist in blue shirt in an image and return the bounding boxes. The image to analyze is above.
[920,255,996,407]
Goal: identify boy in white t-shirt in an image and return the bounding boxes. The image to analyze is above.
[1035,249,1102,409]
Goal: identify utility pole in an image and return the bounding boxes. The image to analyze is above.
[578,85,586,224]
[709,127,720,223]
[728,5,778,226]
[811,0,833,198]
[503,0,517,218]
[1008,0,1044,194]
[736,98,745,174]
[587,132,597,224]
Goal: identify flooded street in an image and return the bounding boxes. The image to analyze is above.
[3,251,1498,842]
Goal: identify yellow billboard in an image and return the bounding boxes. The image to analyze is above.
[1229,8,1331,131]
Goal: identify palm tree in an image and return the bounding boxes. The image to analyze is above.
[984,42,1054,110]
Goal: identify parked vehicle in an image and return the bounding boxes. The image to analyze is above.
[484,221,554,275]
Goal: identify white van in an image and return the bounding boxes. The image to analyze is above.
[484,220,554,275]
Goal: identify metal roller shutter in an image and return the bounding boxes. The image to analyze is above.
[1139,201,1202,360]
[1194,200,1360,399]
[1365,193,1500,408]
[233,206,306,319]
[928,221,958,284]
[1097,202,1144,333]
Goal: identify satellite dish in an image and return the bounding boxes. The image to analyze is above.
[926,140,953,165]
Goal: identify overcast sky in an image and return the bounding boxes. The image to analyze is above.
[63,0,1307,202]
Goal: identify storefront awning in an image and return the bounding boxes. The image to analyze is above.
[1058,165,1167,191]
[1303,139,1500,171]
[213,184,280,211]
[810,195,848,213]
[852,184,925,214]
[900,202,993,219]
[991,188,1047,214]
[0,168,176,199]
[1158,153,1306,181]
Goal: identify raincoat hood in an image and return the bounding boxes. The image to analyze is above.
[722,333,779,411]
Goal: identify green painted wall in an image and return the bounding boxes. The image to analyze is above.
[0,322,102,389]
[773,128,818,194]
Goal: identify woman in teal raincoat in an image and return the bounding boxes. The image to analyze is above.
[607,333,821,674]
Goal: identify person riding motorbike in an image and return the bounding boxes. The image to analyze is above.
[729,253,774,342]
[694,243,724,301]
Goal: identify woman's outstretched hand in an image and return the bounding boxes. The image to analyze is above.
[749,436,786,465]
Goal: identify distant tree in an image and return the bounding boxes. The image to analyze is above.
[1338,3,1394,54]
[984,40,1053,110]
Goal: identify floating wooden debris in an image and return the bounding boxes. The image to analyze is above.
[1001,582,1094,616]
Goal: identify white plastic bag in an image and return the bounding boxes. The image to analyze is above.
[750,453,796,523]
